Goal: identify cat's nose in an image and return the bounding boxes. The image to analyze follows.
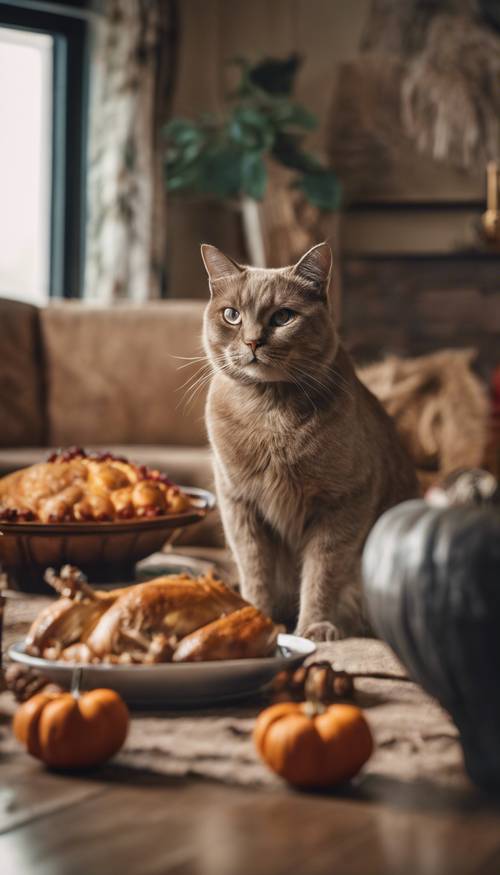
[244,339,262,355]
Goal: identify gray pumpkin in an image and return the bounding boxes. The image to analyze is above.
[362,469,500,790]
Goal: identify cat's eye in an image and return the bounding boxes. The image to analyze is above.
[270,308,295,327]
[223,308,241,325]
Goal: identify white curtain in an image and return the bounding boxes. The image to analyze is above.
[85,0,174,302]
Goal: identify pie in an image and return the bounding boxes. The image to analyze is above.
[25,565,279,664]
[0,448,192,523]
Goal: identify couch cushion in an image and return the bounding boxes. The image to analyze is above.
[0,298,45,447]
[40,300,209,447]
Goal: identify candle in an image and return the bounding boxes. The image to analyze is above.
[482,162,500,244]
[487,162,499,213]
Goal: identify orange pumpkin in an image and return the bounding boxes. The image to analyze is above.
[13,687,129,769]
[254,701,373,787]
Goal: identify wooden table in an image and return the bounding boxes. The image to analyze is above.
[2,754,500,875]
[2,582,500,873]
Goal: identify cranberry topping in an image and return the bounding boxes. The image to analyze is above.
[47,447,86,463]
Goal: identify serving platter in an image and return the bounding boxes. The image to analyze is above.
[9,634,316,707]
[0,486,215,592]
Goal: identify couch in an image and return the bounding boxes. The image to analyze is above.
[0,296,223,548]
[0,296,491,550]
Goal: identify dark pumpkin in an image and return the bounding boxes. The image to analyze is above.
[362,469,500,790]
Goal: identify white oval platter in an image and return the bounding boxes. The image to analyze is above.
[9,634,316,707]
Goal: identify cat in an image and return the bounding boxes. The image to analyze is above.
[201,242,418,640]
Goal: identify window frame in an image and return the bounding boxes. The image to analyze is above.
[0,3,89,298]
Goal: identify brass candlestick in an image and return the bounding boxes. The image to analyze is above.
[482,161,500,245]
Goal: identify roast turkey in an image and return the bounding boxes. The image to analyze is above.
[25,565,278,663]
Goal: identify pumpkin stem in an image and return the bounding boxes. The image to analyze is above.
[426,469,499,509]
[71,667,83,699]
[304,673,328,715]
[303,700,327,718]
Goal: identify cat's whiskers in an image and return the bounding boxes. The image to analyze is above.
[175,356,223,407]
[176,362,213,393]
[283,360,333,397]
[302,371,343,401]
[180,371,214,411]
[170,347,209,369]
[291,357,355,402]
[277,363,319,414]
[179,357,231,411]
[177,351,226,378]
[174,357,211,371]
[171,353,205,359]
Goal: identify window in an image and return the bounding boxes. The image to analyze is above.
[0,4,89,303]
[0,27,53,303]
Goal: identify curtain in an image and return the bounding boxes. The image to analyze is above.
[85,0,175,302]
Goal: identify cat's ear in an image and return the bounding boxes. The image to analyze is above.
[200,245,243,290]
[293,242,332,293]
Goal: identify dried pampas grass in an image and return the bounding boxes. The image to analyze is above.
[402,13,500,168]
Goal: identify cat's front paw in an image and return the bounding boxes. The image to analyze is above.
[297,621,340,642]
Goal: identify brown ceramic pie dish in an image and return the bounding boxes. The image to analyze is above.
[0,486,215,593]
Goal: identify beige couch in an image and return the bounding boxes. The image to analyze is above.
[0,296,223,547]
[1,296,489,547]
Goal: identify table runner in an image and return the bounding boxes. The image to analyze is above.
[0,594,470,792]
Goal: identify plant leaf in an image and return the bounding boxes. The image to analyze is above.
[271,102,318,131]
[199,146,243,198]
[241,152,267,199]
[247,54,301,96]
[229,107,275,151]
[164,118,205,145]
[166,162,201,192]
[295,170,341,211]
[272,132,322,172]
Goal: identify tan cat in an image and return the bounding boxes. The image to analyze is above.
[201,242,418,640]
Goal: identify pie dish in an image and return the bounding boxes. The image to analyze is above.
[0,447,192,523]
[0,451,215,591]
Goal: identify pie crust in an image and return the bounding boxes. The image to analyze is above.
[0,448,191,523]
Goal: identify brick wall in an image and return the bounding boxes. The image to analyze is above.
[341,256,500,377]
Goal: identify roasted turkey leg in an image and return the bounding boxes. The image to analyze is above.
[25,566,117,656]
[173,606,278,662]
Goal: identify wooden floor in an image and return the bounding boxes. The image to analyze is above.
[2,757,500,875]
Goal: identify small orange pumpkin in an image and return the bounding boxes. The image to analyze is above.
[13,687,129,769]
[254,700,373,787]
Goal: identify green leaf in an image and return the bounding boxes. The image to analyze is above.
[272,132,322,172]
[183,140,204,163]
[241,152,267,199]
[166,175,191,192]
[199,146,243,198]
[228,107,275,151]
[166,168,199,192]
[271,102,318,131]
[295,170,341,211]
[164,119,205,145]
[163,56,337,207]
[226,56,255,99]
[248,54,301,96]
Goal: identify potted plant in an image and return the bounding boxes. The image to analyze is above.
[164,55,340,267]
